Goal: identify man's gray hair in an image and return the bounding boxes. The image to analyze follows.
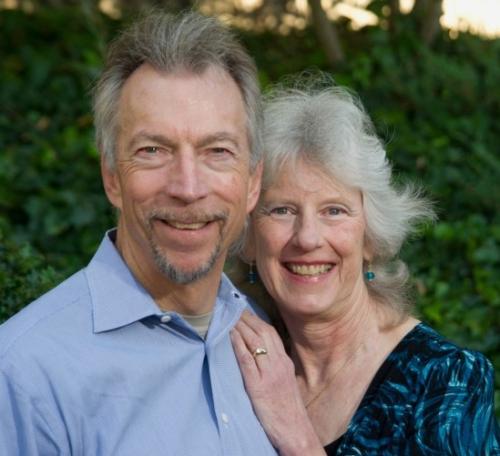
[93,10,262,170]
[260,75,436,317]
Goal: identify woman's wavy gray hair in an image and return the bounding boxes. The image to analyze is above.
[256,74,436,317]
[93,10,262,171]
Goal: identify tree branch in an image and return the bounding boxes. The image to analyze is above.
[307,0,344,67]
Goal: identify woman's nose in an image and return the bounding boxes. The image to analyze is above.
[292,214,323,251]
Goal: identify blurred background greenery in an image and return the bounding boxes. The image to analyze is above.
[0,0,499,415]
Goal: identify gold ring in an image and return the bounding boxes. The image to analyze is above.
[253,347,268,357]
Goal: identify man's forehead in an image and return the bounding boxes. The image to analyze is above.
[123,62,239,95]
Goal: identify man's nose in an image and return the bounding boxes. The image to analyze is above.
[165,151,209,203]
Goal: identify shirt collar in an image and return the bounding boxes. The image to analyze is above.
[86,230,248,334]
[86,230,161,333]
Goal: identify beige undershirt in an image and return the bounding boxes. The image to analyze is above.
[181,311,213,339]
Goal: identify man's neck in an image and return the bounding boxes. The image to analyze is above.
[113,228,224,315]
[153,270,222,315]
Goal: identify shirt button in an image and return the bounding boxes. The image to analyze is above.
[221,413,229,424]
[160,314,172,323]
[233,292,240,299]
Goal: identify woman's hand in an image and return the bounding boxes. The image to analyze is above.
[231,311,325,456]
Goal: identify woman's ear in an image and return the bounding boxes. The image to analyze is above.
[240,217,257,264]
[362,235,375,263]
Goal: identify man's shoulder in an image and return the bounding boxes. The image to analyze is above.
[0,269,90,359]
[219,273,269,318]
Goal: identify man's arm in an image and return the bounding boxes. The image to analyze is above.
[0,368,70,456]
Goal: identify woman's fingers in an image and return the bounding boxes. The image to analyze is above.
[239,310,271,333]
[234,318,271,362]
[237,311,286,359]
[230,328,260,381]
[231,311,325,454]
[232,310,296,393]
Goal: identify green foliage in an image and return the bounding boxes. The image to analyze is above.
[0,229,63,321]
[1,6,499,415]
[0,8,115,272]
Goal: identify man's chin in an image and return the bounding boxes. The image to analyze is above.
[152,251,221,285]
[148,232,224,284]
[159,264,212,285]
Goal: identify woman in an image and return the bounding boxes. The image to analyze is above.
[229,78,500,455]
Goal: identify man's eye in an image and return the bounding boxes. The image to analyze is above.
[211,147,231,155]
[271,207,292,216]
[139,146,159,154]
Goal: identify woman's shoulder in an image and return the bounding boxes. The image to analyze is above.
[362,322,495,408]
[397,322,495,386]
[345,322,499,454]
[399,323,500,453]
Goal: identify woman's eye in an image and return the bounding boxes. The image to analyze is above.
[325,207,345,216]
[210,147,233,157]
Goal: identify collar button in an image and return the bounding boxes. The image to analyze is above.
[160,314,172,324]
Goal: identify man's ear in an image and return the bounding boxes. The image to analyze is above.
[101,156,122,210]
[246,161,263,214]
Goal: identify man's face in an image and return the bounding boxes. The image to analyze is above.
[102,64,261,285]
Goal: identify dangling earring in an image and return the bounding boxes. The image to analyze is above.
[247,262,258,284]
[364,262,375,282]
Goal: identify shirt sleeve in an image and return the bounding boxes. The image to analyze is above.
[411,349,500,455]
[0,367,69,456]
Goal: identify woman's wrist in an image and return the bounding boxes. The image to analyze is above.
[274,421,326,456]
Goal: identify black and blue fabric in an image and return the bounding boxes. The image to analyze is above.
[325,323,500,455]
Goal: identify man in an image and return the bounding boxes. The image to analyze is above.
[0,11,276,455]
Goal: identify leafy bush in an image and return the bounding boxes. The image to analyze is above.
[0,229,62,321]
[0,8,114,273]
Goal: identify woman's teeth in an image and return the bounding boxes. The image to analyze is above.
[285,263,333,276]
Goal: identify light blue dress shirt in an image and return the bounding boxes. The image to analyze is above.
[0,231,277,456]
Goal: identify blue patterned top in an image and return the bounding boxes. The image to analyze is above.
[325,323,500,455]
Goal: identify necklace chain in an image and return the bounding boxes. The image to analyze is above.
[304,343,364,409]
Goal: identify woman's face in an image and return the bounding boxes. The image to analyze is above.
[251,159,370,320]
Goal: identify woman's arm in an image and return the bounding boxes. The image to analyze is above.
[231,311,326,456]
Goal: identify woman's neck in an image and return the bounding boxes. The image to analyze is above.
[281,289,419,445]
[289,302,377,388]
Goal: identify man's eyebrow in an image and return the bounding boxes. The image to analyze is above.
[127,132,176,150]
[196,132,241,149]
[127,131,242,151]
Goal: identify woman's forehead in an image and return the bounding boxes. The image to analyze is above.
[262,159,361,202]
